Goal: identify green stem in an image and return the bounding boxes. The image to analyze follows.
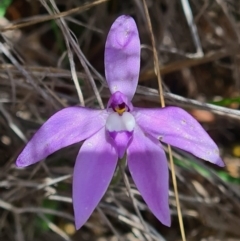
[110,154,127,186]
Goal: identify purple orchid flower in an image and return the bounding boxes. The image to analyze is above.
[16,15,224,229]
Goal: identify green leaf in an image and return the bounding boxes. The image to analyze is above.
[0,0,12,17]
[210,96,240,107]
[35,199,59,232]
[174,156,240,184]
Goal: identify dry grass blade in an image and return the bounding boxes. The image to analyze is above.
[139,46,240,81]
[142,0,186,240]
[119,162,153,241]
[137,86,240,119]
[0,0,109,32]
[40,0,85,106]
[43,0,104,109]
[180,0,203,57]
[38,213,72,241]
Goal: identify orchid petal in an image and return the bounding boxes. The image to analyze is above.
[127,126,170,226]
[105,15,140,100]
[73,128,118,229]
[16,107,107,167]
[134,107,224,166]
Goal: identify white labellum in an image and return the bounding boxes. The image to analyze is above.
[106,112,135,132]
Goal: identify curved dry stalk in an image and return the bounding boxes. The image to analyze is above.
[142,1,187,241]
[0,0,110,33]
[119,163,153,241]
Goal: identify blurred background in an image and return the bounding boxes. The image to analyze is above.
[0,0,240,240]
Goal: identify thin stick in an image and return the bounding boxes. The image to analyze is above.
[142,1,187,240]
[180,0,203,57]
[96,207,123,241]
[43,0,85,106]
[0,0,109,32]
[119,163,152,241]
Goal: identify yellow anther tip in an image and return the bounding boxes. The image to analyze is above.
[115,107,126,115]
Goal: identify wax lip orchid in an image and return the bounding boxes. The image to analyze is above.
[16,15,224,229]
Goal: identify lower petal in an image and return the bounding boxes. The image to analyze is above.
[127,127,170,226]
[73,128,118,229]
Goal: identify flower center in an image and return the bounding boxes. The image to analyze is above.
[114,103,126,115]
[105,111,135,158]
[106,93,135,133]
[106,92,135,158]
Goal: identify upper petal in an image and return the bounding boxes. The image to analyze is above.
[134,107,224,166]
[104,15,140,100]
[73,128,118,229]
[127,126,170,226]
[16,107,107,167]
